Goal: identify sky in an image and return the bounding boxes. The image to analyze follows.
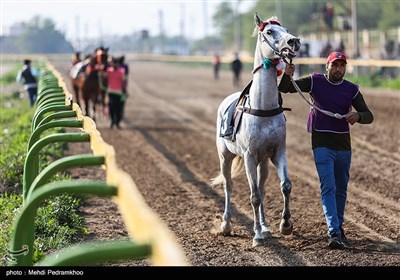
[1,0,256,42]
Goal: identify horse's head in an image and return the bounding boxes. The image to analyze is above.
[95,47,109,66]
[253,13,300,61]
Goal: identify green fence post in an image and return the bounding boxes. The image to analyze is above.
[28,119,82,151]
[23,133,90,200]
[26,154,105,202]
[7,181,117,266]
[36,97,66,110]
[37,240,152,266]
[35,111,77,130]
[31,104,73,131]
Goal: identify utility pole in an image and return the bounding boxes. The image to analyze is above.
[74,15,80,51]
[351,0,359,75]
[234,1,242,53]
[159,9,165,53]
[180,3,185,55]
[203,0,208,54]
[351,0,359,58]
[275,0,282,22]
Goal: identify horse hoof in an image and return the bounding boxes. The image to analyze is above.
[252,238,264,247]
[279,219,293,235]
[262,230,272,238]
[220,221,232,235]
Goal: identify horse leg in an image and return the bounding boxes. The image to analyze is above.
[84,96,90,118]
[272,151,293,235]
[257,161,271,238]
[243,152,264,247]
[218,148,235,235]
[72,82,81,107]
[92,95,97,122]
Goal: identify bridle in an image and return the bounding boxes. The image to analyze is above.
[257,21,297,66]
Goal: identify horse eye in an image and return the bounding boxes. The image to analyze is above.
[266,30,272,35]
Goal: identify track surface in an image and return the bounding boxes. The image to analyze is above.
[54,60,399,266]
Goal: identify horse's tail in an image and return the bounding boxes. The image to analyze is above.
[210,156,244,186]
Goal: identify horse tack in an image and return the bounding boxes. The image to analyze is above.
[228,80,285,141]
[211,13,300,247]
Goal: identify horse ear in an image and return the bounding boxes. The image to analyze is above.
[254,12,263,27]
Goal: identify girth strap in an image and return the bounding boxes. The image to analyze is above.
[238,106,284,117]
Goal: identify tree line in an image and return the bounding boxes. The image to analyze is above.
[1,1,399,55]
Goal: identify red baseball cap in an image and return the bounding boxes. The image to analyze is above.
[326,52,347,64]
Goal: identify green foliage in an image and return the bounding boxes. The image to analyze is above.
[33,194,86,263]
[2,16,73,54]
[378,1,400,31]
[0,193,22,261]
[347,71,400,89]
[0,95,33,193]
[0,68,19,84]
[0,70,88,266]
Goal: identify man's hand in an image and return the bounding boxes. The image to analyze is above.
[284,64,296,76]
[345,112,360,125]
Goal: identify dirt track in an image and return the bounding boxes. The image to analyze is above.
[53,60,399,267]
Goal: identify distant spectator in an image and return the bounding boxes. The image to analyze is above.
[320,42,333,72]
[119,55,129,119]
[231,53,243,88]
[320,42,333,58]
[381,40,396,78]
[322,2,334,30]
[298,43,310,77]
[16,59,39,107]
[336,40,345,54]
[212,54,221,80]
[384,40,395,59]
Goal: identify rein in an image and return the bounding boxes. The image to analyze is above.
[285,59,349,119]
[246,58,286,118]
[288,75,348,119]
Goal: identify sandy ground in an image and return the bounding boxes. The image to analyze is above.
[53,60,399,267]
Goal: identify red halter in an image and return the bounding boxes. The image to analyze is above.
[259,20,281,31]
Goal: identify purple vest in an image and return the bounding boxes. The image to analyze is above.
[307,73,359,133]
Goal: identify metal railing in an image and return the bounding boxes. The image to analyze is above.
[6,63,188,266]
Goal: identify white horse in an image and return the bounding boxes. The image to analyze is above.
[211,13,300,247]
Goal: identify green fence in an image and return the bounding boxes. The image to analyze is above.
[6,63,188,266]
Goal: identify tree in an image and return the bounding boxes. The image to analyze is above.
[212,2,235,49]
[7,16,73,54]
[211,0,400,56]
[378,1,400,31]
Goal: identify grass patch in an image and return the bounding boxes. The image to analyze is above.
[0,72,87,266]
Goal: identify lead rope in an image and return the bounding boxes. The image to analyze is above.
[286,59,349,119]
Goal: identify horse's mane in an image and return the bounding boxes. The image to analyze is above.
[252,16,280,37]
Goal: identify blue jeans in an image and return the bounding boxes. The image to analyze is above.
[313,147,351,236]
[27,87,37,107]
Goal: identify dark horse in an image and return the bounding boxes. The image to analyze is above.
[70,47,108,120]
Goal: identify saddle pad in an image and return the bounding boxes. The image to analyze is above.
[219,81,253,141]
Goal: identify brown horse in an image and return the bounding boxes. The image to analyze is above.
[70,48,108,120]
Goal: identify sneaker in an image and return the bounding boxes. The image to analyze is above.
[340,228,349,246]
[328,233,343,249]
